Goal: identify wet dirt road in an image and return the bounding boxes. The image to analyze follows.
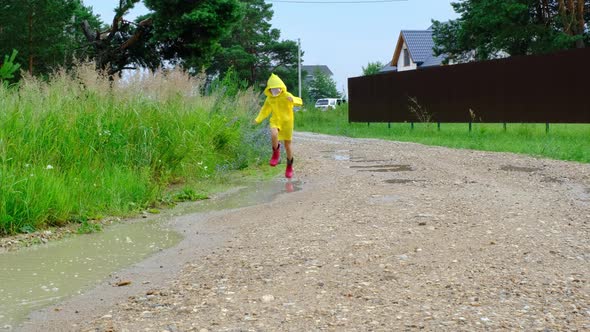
[17,132,590,331]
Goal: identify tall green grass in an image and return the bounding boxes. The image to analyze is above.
[296,105,590,163]
[0,64,269,235]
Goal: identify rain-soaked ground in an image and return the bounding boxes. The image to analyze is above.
[0,179,302,328]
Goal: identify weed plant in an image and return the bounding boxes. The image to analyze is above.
[296,105,590,163]
[0,63,269,235]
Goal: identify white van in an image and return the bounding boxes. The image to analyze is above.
[314,98,339,110]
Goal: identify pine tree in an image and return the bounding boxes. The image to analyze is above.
[208,0,299,88]
[0,0,99,76]
[144,0,242,71]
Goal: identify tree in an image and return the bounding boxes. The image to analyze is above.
[143,0,242,71]
[556,0,587,48]
[80,0,241,77]
[81,0,159,77]
[362,61,384,75]
[308,69,340,101]
[0,50,21,82]
[0,0,100,76]
[208,0,300,88]
[432,0,587,64]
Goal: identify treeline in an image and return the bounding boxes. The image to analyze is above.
[0,0,297,89]
[0,0,344,104]
[432,0,589,63]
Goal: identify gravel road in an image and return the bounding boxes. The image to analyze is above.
[18,132,590,331]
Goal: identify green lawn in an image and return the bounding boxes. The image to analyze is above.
[296,105,590,163]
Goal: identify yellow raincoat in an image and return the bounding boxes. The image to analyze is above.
[255,73,303,141]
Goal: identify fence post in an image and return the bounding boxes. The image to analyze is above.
[411,122,414,130]
[469,122,472,132]
[367,122,370,127]
[388,122,391,129]
[437,122,441,131]
[546,122,549,134]
[503,123,507,131]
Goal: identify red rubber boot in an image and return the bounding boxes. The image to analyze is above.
[269,143,281,166]
[285,157,294,178]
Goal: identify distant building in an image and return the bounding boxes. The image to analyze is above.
[302,65,334,83]
[380,26,446,73]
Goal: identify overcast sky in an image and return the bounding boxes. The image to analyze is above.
[83,0,458,95]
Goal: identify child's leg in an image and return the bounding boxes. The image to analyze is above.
[283,140,293,160]
[269,127,281,166]
[270,128,279,149]
[284,140,294,178]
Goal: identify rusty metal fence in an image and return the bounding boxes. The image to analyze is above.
[348,48,590,124]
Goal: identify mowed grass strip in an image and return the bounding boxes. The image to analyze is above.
[296,105,590,163]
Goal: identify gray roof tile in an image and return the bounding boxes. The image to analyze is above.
[420,53,445,67]
[401,30,439,65]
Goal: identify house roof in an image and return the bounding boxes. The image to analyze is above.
[379,61,397,72]
[302,65,333,76]
[391,29,444,67]
[421,53,446,68]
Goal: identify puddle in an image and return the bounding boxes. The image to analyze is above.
[350,159,390,163]
[541,176,565,184]
[333,154,350,161]
[350,164,411,169]
[573,185,590,202]
[357,165,413,173]
[368,194,402,204]
[178,179,303,214]
[384,179,424,184]
[500,165,542,173]
[321,150,351,161]
[0,221,181,327]
[0,179,302,327]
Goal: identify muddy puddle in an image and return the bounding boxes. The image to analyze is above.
[384,179,425,184]
[350,159,390,163]
[368,194,403,204]
[356,165,413,173]
[350,164,411,169]
[321,150,394,164]
[541,176,565,183]
[0,179,303,328]
[500,165,542,173]
[178,179,303,214]
[571,184,590,202]
[321,150,351,161]
[0,221,181,328]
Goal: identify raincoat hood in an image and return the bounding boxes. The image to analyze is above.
[264,73,288,98]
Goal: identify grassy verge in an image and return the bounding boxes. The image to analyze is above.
[296,105,590,163]
[0,64,274,236]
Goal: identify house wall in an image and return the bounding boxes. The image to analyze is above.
[396,43,417,71]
